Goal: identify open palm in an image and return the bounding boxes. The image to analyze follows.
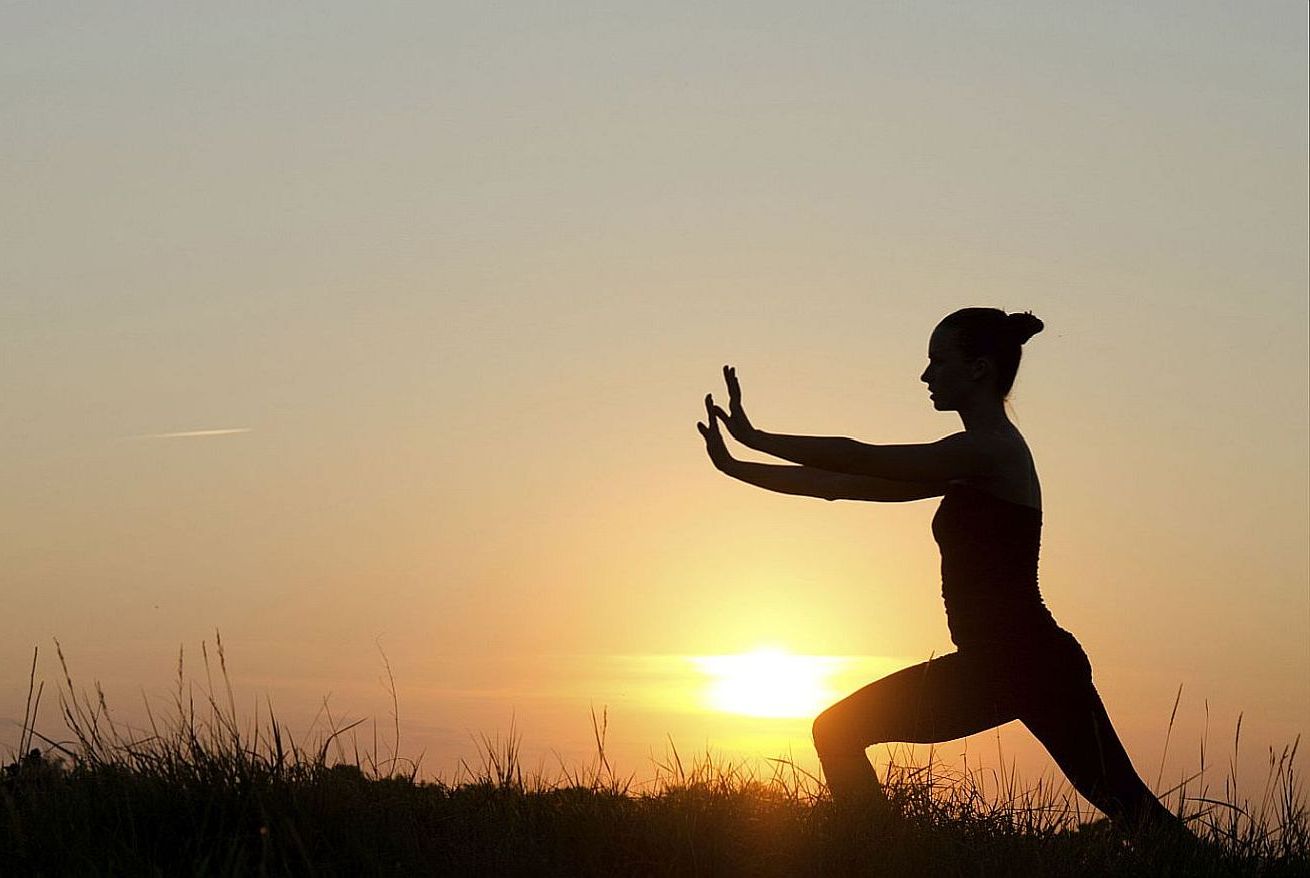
[710,365,757,444]
[697,393,733,470]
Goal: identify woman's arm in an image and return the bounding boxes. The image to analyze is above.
[723,460,948,502]
[747,430,988,483]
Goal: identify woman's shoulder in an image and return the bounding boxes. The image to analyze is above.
[960,430,1041,511]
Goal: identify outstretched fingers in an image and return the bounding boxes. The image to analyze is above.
[699,394,720,434]
[722,365,742,405]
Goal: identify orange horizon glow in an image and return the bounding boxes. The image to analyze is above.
[693,647,850,718]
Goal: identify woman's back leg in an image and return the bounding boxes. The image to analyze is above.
[1021,680,1184,835]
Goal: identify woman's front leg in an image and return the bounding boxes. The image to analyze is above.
[812,652,1015,807]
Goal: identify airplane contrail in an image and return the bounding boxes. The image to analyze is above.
[130,428,253,440]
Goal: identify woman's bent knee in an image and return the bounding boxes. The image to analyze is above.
[813,706,873,755]
[812,710,839,753]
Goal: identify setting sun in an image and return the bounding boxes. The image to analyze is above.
[693,648,846,718]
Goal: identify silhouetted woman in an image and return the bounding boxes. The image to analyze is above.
[696,308,1181,835]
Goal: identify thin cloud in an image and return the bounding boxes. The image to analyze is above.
[129,428,253,440]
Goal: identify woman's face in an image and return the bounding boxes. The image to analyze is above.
[920,326,977,411]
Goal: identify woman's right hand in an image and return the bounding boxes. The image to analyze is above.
[710,365,759,446]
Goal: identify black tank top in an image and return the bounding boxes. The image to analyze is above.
[931,481,1064,651]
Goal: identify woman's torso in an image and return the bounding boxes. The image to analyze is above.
[932,426,1067,652]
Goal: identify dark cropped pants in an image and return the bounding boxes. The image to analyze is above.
[812,630,1176,829]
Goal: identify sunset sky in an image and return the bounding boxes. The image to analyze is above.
[3,2,1306,795]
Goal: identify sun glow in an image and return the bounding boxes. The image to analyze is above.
[693,648,846,718]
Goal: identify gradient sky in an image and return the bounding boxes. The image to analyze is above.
[3,2,1307,793]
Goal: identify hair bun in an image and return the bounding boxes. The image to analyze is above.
[1006,310,1044,345]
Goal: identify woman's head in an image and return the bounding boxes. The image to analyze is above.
[922,308,1044,404]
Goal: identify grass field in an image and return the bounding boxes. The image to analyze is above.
[3,639,1305,876]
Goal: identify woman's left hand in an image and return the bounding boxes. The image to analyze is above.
[697,393,734,472]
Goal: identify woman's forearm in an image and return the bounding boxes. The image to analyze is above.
[749,431,874,475]
[722,459,847,500]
